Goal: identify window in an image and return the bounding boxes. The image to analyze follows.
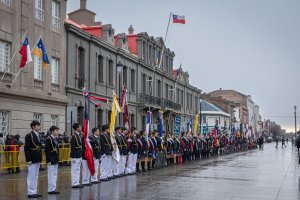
[78,47,85,89]
[35,0,44,21]
[51,115,58,126]
[77,107,84,126]
[170,86,173,100]
[186,93,189,110]
[142,74,146,94]
[157,80,161,98]
[108,60,113,86]
[97,55,104,83]
[97,109,103,129]
[181,90,184,105]
[0,40,10,72]
[176,88,180,103]
[130,69,135,92]
[34,55,42,80]
[165,84,169,100]
[130,114,135,128]
[142,41,146,60]
[142,116,146,131]
[148,76,152,95]
[33,113,42,123]
[0,111,9,137]
[1,0,12,6]
[107,110,112,125]
[52,1,60,29]
[123,67,127,87]
[51,58,59,83]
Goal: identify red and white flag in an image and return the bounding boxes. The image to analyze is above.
[121,86,130,131]
[172,14,186,24]
[19,37,32,68]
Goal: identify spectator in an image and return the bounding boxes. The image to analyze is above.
[0,133,4,165]
[14,134,24,173]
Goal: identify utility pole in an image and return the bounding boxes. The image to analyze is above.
[295,106,297,138]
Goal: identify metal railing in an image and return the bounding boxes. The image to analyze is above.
[1,0,12,6]
[35,7,44,21]
[52,16,60,29]
[139,93,181,111]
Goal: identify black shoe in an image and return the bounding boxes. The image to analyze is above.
[142,169,147,172]
[91,181,99,184]
[83,183,92,186]
[28,194,42,198]
[72,185,83,188]
[48,191,60,194]
[100,178,109,182]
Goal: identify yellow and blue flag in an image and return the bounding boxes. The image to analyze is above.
[33,38,49,67]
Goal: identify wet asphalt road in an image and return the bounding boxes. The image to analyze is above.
[0,143,299,200]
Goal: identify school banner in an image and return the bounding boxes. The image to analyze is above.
[174,114,181,137]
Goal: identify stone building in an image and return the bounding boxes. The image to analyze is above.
[65,0,201,134]
[0,0,67,138]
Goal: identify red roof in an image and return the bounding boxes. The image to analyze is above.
[82,26,103,38]
[127,34,137,54]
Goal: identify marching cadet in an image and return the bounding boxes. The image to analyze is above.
[140,130,149,172]
[119,127,128,176]
[24,120,43,198]
[150,131,158,169]
[70,123,83,188]
[89,127,101,184]
[100,124,113,181]
[147,133,154,170]
[45,125,60,195]
[136,131,143,173]
[125,127,138,174]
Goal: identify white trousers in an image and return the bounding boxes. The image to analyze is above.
[118,155,126,175]
[71,158,82,186]
[91,158,100,182]
[100,154,108,179]
[81,159,91,184]
[107,155,113,178]
[47,163,58,192]
[113,158,119,176]
[126,153,137,173]
[27,163,40,195]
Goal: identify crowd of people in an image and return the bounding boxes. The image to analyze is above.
[20,120,258,198]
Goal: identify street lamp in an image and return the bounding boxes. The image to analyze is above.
[117,62,123,125]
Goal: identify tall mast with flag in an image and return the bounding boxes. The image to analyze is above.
[146,111,152,141]
[121,86,130,131]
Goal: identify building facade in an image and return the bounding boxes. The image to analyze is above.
[0,0,67,138]
[65,1,201,134]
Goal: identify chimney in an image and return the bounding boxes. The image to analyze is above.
[128,25,134,34]
[220,88,222,90]
[80,0,87,9]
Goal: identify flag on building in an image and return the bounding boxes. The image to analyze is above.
[33,38,49,67]
[109,93,121,136]
[83,98,95,175]
[121,87,130,131]
[146,111,152,141]
[194,113,199,135]
[19,37,32,68]
[172,14,186,24]
[158,110,164,137]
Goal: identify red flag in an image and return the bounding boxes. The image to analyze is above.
[19,37,32,68]
[121,87,130,130]
[172,14,186,24]
[84,98,95,175]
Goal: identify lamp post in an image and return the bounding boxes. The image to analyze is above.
[117,62,123,125]
[295,106,297,138]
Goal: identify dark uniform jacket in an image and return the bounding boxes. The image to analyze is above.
[45,135,59,164]
[155,136,162,152]
[100,132,113,155]
[89,134,101,159]
[141,135,149,157]
[128,134,138,154]
[115,133,123,155]
[24,131,43,163]
[70,132,82,159]
[120,134,128,156]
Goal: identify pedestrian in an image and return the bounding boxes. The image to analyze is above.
[70,123,83,188]
[45,125,60,195]
[140,130,149,172]
[14,134,23,173]
[275,137,278,148]
[24,120,43,198]
[89,127,101,184]
[282,138,286,148]
[100,124,113,181]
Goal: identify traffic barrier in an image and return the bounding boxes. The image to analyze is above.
[0,144,71,172]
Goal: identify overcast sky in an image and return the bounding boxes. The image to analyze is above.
[67,0,300,132]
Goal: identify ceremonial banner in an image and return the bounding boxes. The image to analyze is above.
[174,114,181,137]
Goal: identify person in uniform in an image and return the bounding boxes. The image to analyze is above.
[150,131,158,169]
[89,127,101,184]
[113,126,122,177]
[100,124,113,181]
[45,125,60,195]
[24,120,43,198]
[136,131,143,173]
[140,130,149,172]
[81,130,92,186]
[119,127,128,176]
[126,127,138,175]
[70,123,83,188]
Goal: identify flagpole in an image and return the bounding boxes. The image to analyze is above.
[9,35,42,87]
[0,30,28,83]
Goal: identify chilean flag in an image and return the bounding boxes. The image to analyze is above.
[83,98,95,175]
[172,14,186,24]
[19,37,32,68]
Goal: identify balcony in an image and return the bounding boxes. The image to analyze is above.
[139,93,181,111]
